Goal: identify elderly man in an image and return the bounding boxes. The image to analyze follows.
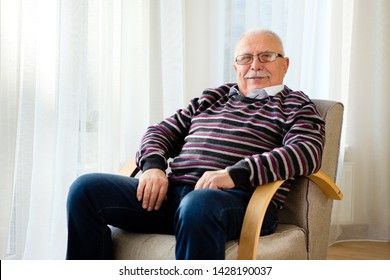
[66,28,325,260]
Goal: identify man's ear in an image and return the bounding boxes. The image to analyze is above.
[283,57,290,74]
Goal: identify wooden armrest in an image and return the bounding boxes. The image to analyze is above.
[308,171,343,200]
[237,180,286,260]
[237,171,343,260]
[119,159,140,177]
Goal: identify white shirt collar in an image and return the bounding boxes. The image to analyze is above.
[229,84,284,99]
[262,84,285,96]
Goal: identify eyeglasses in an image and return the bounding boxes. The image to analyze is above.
[235,52,284,65]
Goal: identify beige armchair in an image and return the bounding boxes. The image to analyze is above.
[111,99,344,260]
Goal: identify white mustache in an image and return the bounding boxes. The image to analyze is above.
[244,70,272,79]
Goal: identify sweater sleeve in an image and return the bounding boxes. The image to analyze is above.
[135,98,198,172]
[226,100,325,189]
[136,84,234,172]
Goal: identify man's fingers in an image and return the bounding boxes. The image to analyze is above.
[141,184,152,209]
[153,187,168,210]
[137,169,168,211]
[143,184,168,211]
[138,181,168,211]
[194,177,203,190]
[195,171,214,190]
[136,180,145,201]
[195,170,235,190]
[145,184,161,211]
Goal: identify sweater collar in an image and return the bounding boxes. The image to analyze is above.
[229,84,284,99]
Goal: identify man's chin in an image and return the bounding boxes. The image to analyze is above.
[247,80,269,89]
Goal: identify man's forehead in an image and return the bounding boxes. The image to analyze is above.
[236,34,281,54]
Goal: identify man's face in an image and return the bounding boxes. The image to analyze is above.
[234,33,289,96]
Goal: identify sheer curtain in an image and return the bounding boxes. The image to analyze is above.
[1,0,389,260]
[0,0,222,260]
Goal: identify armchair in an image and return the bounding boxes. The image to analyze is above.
[111,99,344,260]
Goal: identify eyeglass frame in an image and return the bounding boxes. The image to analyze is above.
[235,52,284,65]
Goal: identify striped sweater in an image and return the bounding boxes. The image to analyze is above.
[136,83,325,208]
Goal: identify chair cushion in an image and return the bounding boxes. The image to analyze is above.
[225,224,307,259]
[111,223,307,260]
[111,229,176,260]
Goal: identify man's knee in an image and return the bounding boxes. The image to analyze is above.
[68,173,97,197]
[67,173,113,212]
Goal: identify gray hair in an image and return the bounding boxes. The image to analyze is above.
[235,28,285,56]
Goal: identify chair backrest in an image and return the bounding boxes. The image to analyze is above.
[278,99,344,259]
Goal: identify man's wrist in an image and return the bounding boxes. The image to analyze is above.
[140,154,167,172]
[226,164,250,188]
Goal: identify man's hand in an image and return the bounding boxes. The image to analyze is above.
[137,168,168,211]
[194,170,235,190]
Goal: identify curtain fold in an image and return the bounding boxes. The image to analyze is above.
[332,0,390,242]
[0,0,19,259]
[1,0,389,259]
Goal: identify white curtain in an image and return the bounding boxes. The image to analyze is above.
[1,0,389,260]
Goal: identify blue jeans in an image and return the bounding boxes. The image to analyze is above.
[66,173,278,260]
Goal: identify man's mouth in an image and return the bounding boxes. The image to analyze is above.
[246,76,266,79]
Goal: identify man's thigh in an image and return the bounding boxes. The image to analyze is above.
[75,173,176,234]
[176,188,252,240]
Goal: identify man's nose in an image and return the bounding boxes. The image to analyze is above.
[251,55,263,70]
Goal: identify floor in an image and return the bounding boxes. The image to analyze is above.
[326,241,390,260]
